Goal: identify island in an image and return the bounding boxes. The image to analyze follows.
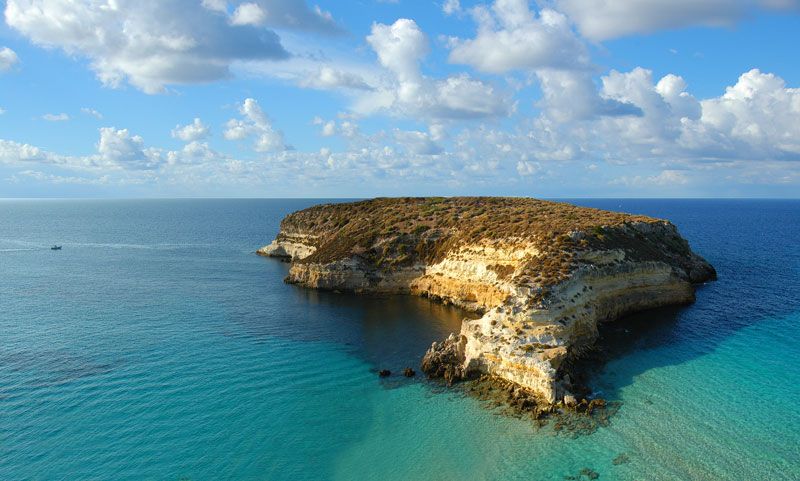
[258,197,715,406]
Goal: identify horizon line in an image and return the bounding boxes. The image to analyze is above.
[2,196,799,201]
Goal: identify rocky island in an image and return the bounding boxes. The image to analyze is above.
[258,197,715,406]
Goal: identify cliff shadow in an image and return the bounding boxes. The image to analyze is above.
[562,199,800,403]
[575,275,799,403]
[285,285,480,380]
[240,255,480,380]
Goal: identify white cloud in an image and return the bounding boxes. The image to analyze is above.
[536,69,642,122]
[429,123,446,142]
[368,18,428,83]
[233,1,340,33]
[686,69,800,160]
[0,108,6,115]
[0,46,19,71]
[394,129,443,155]
[166,141,225,165]
[610,170,690,187]
[321,120,337,137]
[555,0,800,41]
[599,68,693,143]
[172,118,211,142]
[448,1,589,73]
[443,0,462,15]
[14,170,111,185]
[81,108,104,119]
[1,127,161,172]
[236,36,381,93]
[4,0,339,93]
[516,159,541,176]
[97,127,161,169]
[314,117,361,139]
[230,3,266,26]
[2,68,799,195]
[42,113,70,122]
[0,139,47,164]
[202,0,228,13]
[299,66,373,91]
[527,68,800,166]
[224,98,290,152]
[362,18,513,119]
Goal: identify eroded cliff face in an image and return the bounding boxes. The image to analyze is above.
[257,198,715,403]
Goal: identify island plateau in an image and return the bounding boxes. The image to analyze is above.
[258,197,715,406]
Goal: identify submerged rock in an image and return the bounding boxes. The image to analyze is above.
[403,367,416,377]
[612,453,630,465]
[378,369,391,378]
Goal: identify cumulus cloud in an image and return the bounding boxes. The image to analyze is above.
[526,68,800,166]
[448,1,589,73]
[362,18,513,119]
[0,46,19,71]
[97,127,162,169]
[224,98,290,152]
[172,118,211,142]
[4,0,339,93]
[685,69,800,160]
[166,141,225,165]
[444,0,635,124]
[369,18,428,83]
[536,69,642,122]
[0,139,47,164]
[554,0,800,41]
[0,127,161,171]
[3,66,800,195]
[42,113,69,122]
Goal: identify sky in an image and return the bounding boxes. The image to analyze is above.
[0,0,799,198]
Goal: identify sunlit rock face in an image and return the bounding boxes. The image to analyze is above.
[258,197,716,402]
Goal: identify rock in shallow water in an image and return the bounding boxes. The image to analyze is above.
[421,333,468,385]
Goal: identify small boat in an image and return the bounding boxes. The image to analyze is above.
[51,245,62,250]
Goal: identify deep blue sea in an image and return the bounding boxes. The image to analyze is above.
[1,199,798,481]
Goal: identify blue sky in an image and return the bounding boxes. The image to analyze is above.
[0,0,799,198]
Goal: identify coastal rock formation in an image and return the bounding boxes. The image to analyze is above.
[258,197,715,403]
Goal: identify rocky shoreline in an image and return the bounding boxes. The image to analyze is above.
[463,375,621,436]
[258,197,716,407]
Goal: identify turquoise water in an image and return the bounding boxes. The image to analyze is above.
[1,199,798,481]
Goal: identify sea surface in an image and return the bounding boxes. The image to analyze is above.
[0,198,798,481]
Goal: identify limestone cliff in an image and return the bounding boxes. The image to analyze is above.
[258,197,715,403]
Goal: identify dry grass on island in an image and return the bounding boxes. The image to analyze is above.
[276,197,695,296]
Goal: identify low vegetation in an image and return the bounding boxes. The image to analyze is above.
[278,197,691,297]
